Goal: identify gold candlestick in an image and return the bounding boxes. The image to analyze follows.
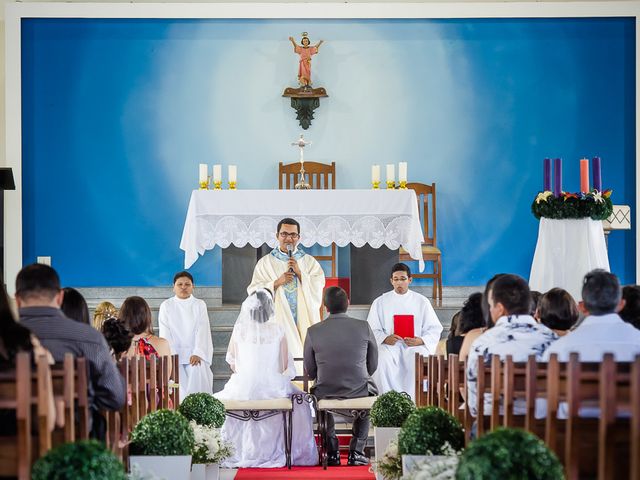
[399,180,407,189]
[228,181,237,190]
[372,181,380,190]
[199,177,210,190]
[386,181,396,189]
[213,180,222,190]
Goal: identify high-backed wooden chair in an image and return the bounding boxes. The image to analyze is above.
[50,354,89,444]
[278,161,337,277]
[399,182,443,301]
[447,354,466,426]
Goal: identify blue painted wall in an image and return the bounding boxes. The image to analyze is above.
[21,18,636,287]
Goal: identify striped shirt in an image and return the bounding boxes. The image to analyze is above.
[19,306,126,411]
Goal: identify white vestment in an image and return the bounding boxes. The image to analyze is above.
[158,295,214,401]
[366,289,443,400]
[214,303,317,468]
[247,250,324,362]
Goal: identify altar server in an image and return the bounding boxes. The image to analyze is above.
[366,263,443,400]
[159,271,213,400]
[247,217,325,363]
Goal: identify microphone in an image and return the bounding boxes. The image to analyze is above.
[286,244,294,273]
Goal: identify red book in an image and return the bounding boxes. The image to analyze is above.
[393,314,414,338]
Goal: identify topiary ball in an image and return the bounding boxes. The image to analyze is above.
[179,392,226,427]
[32,440,126,480]
[455,428,564,480]
[370,390,416,428]
[130,409,195,456]
[398,406,464,456]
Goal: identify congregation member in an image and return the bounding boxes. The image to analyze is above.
[121,296,172,364]
[444,292,484,356]
[304,286,378,467]
[159,271,213,400]
[366,263,442,401]
[535,288,579,336]
[61,287,90,325]
[543,270,640,361]
[466,274,557,417]
[101,317,133,361]
[93,301,118,331]
[216,289,317,468]
[618,284,640,330]
[436,311,460,355]
[247,218,325,364]
[16,264,125,438]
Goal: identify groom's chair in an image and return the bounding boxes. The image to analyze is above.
[221,398,295,468]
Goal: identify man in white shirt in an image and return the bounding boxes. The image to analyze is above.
[247,218,325,364]
[466,274,557,417]
[366,263,443,400]
[543,269,640,362]
[159,271,214,400]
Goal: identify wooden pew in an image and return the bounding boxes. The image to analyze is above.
[50,354,90,444]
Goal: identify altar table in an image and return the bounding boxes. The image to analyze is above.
[529,218,610,301]
[180,189,425,271]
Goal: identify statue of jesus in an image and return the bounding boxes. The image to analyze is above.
[289,33,324,88]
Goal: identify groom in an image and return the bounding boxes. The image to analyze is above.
[304,286,378,466]
[248,217,325,364]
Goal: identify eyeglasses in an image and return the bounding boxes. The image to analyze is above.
[278,232,300,239]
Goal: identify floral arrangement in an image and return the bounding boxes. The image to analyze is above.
[405,444,460,480]
[531,189,613,220]
[190,420,234,465]
[371,440,403,480]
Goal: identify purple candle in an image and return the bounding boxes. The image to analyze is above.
[553,158,562,196]
[592,156,602,192]
[543,158,551,191]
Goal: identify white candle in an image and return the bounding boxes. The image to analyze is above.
[386,164,395,183]
[399,162,408,182]
[228,165,237,183]
[213,164,222,183]
[199,164,208,183]
[372,165,380,183]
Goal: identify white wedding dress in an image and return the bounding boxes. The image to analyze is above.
[214,293,318,468]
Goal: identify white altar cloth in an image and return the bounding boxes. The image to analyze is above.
[529,218,610,301]
[180,189,425,271]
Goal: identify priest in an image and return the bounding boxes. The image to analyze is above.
[366,263,443,400]
[159,271,214,400]
[247,218,325,362]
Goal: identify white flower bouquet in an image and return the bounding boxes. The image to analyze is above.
[190,421,234,465]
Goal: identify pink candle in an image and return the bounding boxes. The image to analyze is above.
[580,158,589,193]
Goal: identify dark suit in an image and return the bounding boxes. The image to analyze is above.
[303,312,378,454]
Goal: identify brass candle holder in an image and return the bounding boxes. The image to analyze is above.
[199,180,209,190]
[228,181,237,190]
[372,181,380,190]
[386,181,396,189]
[213,180,222,190]
[399,180,407,190]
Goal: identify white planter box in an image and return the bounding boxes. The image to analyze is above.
[129,455,192,480]
[402,454,448,477]
[191,463,219,480]
[374,427,401,480]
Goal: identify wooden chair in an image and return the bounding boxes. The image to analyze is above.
[475,354,499,438]
[170,354,180,409]
[50,354,90,444]
[447,354,466,426]
[0,353,54,480]
[278,161,337,277]
[414,353,428,407]
[399,182,443,302]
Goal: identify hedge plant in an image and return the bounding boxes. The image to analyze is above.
[130,409,194,456]
[178,392,226,427]
[370,391,415,428]
[397,406,464,456]
[455,428,564,480]
[31,440,126,480]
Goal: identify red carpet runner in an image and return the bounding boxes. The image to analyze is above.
[235,466,374,479]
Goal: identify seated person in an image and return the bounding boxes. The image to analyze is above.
[159,271,213,400]
[101,317,133,361]
[534,288,579,336]
[93,301,118,331]
[618,285,640,330]
[215,290,317,468]
[445,292,484,356]
[543,270,640,361]
[60,287,90,325]
[466,274,558,417]
[366,263,442,400]
[304,287,378,467]
[436,311,460,356]
[121,296,172,363]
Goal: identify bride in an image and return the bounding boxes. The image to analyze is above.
[215,289,318,468]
